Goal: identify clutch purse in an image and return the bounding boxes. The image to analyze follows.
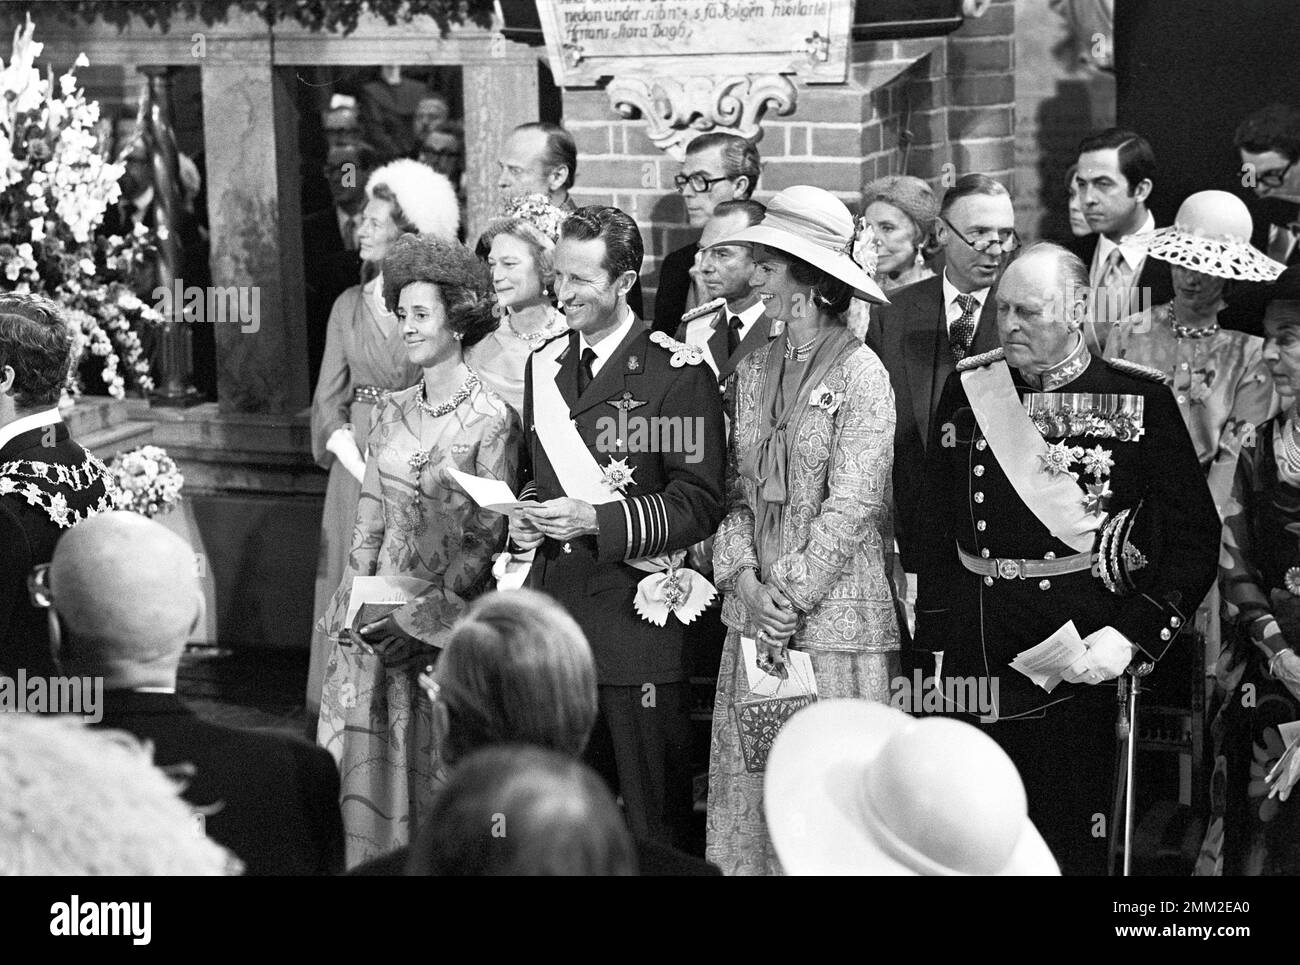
[731,637,818,774]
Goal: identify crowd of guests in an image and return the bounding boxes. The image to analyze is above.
[5,98,1300,876]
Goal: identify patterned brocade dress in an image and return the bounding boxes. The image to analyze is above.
[316,378,521,867]
[707,330,901,876]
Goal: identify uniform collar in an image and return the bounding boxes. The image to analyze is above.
[1020,333,1090,391]
[0,407,61,453]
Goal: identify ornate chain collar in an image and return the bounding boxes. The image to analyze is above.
[416,370,480,418]
[0,453,119,529]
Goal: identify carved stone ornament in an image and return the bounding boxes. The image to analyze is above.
[607,74,797,159]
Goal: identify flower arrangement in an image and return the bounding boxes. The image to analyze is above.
[0,16,161,399]
[108,444,184,518]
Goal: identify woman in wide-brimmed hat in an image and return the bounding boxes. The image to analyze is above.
[706,185,900,875]
[1105,190,1285,515]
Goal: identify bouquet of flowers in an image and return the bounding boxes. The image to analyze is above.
[108,444,184,518]
[0,15,160,399]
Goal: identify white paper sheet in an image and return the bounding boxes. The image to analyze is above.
[446,467,526,514]
[1009,620,1089,692]
[741,636,818,698]
[343,574,434,629]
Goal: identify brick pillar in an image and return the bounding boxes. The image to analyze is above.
[945,0,1018,190]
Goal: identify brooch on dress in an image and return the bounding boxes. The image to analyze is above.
[408,450,431,474]
[808,383,842,416]
[649,331,705,367]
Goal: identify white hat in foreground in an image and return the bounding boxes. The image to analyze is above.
[765,699,1059,875]
[713,185,889,304]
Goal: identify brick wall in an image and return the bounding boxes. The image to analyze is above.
[565,0,1018,318]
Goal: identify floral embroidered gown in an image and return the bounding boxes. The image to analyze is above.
[1213,414,1300,874]
[707,333,901,876]
[316,377,521,867]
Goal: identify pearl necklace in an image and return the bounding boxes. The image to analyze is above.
[784,336,816,362]
[417,370,479,418]
[1282,408,1300,471]
[506,309,566,345]
[1168,304,1219,340]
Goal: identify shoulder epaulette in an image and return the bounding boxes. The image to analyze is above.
[679,297,726,324]
[648,330,706,367]
[956,347,1005,372]
[1105,357,1167,383]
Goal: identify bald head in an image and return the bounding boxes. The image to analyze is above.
[51,511,201,686]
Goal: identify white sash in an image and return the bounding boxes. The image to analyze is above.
[961,360,1102,554]
[516,337,715,625]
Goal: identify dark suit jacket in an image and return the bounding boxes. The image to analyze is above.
[0,421,113,676]
[865,276,1001,569]
[93,690,345,876]
[302,207,363,393]
[653,243,699,334]
[1069,231,1175,317]
[520,320,727,684]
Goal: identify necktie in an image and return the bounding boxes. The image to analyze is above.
[950,294,978,361]
[727,315,743,357]
[577,347,596,395]
[342,212,360,251]
[1096,246,1129,326]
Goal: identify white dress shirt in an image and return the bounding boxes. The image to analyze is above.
[683,297,766,358]
[580,307,636,379]
[1091,209,1157,288]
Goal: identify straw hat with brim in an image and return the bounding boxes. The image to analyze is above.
[713,185,889,305]
[1142,189,1285,283]
[765,700,1060,876]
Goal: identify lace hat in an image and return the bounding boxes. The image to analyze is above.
[1144,190,1285,282]
[714,185,888,304]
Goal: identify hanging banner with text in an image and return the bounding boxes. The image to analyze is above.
[535,0,853,85]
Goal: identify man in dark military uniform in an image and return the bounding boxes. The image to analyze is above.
[0,294,117,677]
[510,206,727,848]
[913,243,1219,875]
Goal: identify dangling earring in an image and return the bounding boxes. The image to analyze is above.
[451,330,464,341]
[811,287,831,309]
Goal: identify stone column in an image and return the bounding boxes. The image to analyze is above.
[461,57,540,243]
[201,51,309,413]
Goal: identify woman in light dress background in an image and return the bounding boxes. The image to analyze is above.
[316,235,521,866]
[307,160,460,719]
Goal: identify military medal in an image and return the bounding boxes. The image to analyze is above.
[1286,566,1300,596]
[601,456,636,492]
[1040,441,1083,480]
[1082,482,1111,515]
[1024,393,1145,441]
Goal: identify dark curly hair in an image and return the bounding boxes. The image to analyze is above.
[0,293,75,409]
[381,235,498,349]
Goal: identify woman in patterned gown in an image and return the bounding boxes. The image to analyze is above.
[316,235,521,866]
[308,160,460,719]
[1212,267,1300,875]
[706,186,900,875]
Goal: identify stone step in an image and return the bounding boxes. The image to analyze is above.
[80,420,155,461]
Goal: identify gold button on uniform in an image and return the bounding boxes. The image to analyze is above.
[976,440,987,451]
[977,520,986,531]
[1039,580,1051,590]
[974,492,984,503]
[981,548,991,558]
[1044,552,1056,559]
[983,576,994,586]
[973,465,985,477]
[1160,628,1172,641]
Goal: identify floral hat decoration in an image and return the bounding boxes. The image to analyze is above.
[499,193,566,245]
[1142,190,1285,283]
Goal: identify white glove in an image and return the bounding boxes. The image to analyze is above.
[1268,740,1300,802]
[1271,648,1300,704]
[1062,626,1136,685]
[326,426,367,484]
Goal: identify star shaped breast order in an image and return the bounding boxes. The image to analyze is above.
[602,456,636,492]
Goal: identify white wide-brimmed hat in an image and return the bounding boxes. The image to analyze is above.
[714,185,889,304]
[1143,190,1285,282]
[765,700,1060,876]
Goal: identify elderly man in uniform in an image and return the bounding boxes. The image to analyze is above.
[509,206,727,848]
[912,242,1219,875]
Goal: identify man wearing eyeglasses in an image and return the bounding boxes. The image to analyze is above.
[652,132,761,334]
[0,294,117,679]
[1070,129,1173,350]
[1235,104,1300,268]
[867,174,1014,601]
